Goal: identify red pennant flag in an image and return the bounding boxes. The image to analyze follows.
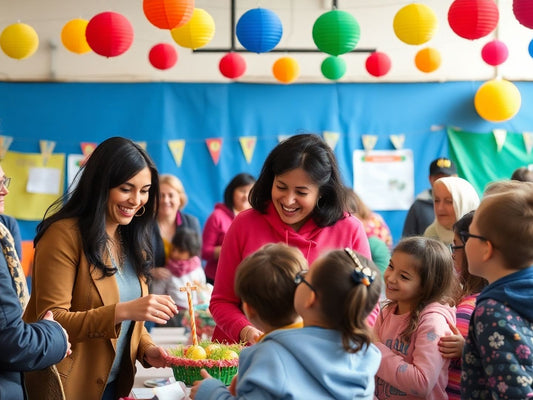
[206,138,223,165]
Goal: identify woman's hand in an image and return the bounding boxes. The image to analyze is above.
[190,369,212,399]
[115,294,178,324]
[143,345,169,368]
[151,267,172,280]
[43,310,72,357]
[438,324,464,359]
[239,325,262,345]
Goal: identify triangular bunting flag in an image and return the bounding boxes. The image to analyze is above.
[323,131,340,150]
[168,140,186,168]
[239,136,257,164]
[389,134,405,150]
[0,135,13,160]
[362,135,378,152]
[206,138,223,165]
[80,142,98,166]
[39,140,56,166]
[135,141,147,150]
[278,135,291,143]
[493,129,507,152]
[523,132,533,155]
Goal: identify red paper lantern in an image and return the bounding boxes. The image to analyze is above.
[513,0,533,29]
[448,0,499,40]
[365,52,391,77]
[481,40,508,66]
[143,0,194,30]
[219,52,246,79]
[149,43,178,70]
[86,11,134,57]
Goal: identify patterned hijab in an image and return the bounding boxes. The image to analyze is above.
[0,222,29,310]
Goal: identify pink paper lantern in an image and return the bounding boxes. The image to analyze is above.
[513,0,533,29]
[365,52,391,77]
[86,11,134,57]
[149,43,178,70]
[481,40,508,66]
[448,0,499,40]
[219,52,246,79]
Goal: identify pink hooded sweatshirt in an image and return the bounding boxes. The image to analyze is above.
[210,202,371,343]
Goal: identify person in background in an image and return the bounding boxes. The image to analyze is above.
[0,166,22,261]
[192,245,382,400]
[374,237,458,399]
[210,134,371,345]
[437,210,487,400]
[202,173,255,284]
[511,165,533,182]
[0,163,71,400]
[423,176,479,246]
[402,157,457,238]
[461,181,533,399]
[23,137,179,400]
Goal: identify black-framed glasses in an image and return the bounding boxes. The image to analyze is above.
[294,270,316,293]
[460,230,488,243]
[0,177,11,190]
[448,243,465,253]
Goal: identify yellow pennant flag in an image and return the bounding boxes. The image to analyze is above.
[523,132,533,155]
[39,140,56,166]
[135,141,147,150]
[492,129,507,152]
[389,134,405,150]
[239,136,257,164]
[362,135,378,152]
[168,140,186,167]
[323,131,339,150]
[0,135,13,160]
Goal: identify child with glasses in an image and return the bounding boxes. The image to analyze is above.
[374,236,459,399]
[191,243,382,399]
[437,210,487,400]
[461,181,533,399]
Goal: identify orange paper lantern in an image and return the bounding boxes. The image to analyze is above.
[272,57,299,84]
[61,18,91,54]
[415,47,441,73]
[0,22,39,60]
[86,11,134,57]
[143,0,194,30]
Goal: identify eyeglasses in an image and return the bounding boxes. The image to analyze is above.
[459,230,488,243]
[448,243,465,253]
[294,270,316,293]
[0,177,11,190]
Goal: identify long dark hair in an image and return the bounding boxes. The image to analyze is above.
[223,172,256,210]
[35,137,159,278]
[249,134,346,227]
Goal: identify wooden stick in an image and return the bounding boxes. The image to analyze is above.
[180,282,198,346]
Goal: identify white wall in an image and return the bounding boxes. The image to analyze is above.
[0,0,532,82]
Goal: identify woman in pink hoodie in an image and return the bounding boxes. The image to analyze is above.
[209,134,371,344]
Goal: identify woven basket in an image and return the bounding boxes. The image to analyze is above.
[171,364,238,386]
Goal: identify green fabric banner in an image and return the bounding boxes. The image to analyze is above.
[447,127,533,195]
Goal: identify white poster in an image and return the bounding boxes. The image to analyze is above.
[353,149,414,210]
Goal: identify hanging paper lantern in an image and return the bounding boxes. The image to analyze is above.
[448,0,499,40]
[415,47,441,73]
[61,18,91,54]
[513,0,533,29]
[529,38,533,58]
[312,10,360,56]
[272,57,299,84]
[321,56,346,80]
[0,22,39,60]
[481,40,508,66]
[86,11,134,57]
[219,52,246,79]
[149,43,178,70]
[393,3,438,45]
[365,51,392,77]
[474,79,521,122]
[236,8,283,53]
[170,8,215,49]
[143,0,194,30]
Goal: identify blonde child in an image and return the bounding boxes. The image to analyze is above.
[191,244,382,399]
[374,236,458,399]
[461,181,533,398]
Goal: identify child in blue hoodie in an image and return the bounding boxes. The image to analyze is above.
[191,244,382,399]
[462,180,533,399]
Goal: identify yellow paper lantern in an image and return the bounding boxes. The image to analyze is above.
[0,22,39,60]
[61,18,91,54]
[415,47,441,73]
[272,57,300,84]
[474,79,521,122]
[393,3,438,45]
[170,8,215,50]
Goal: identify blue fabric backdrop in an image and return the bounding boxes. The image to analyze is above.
[2,81,532,245]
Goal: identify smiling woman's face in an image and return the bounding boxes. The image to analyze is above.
[433,181,455,230]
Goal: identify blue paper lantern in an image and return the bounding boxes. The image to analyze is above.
[236,8,283,53]
[529,38,533,59]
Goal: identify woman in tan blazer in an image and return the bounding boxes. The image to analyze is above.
[23,137,179,400]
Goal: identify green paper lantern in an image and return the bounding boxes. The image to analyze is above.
[312,10,360,56]
[321,56,346,80]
